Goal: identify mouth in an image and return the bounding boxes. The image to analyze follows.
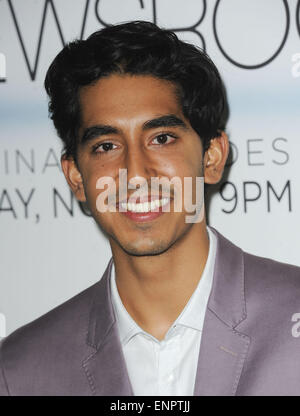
[119,197,170,213]
[117,196,171,222]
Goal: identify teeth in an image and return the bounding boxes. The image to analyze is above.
[120,198,169,213]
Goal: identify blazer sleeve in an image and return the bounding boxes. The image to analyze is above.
[0,340,9,396]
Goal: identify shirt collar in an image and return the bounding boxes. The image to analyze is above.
[111,268,143,345]
[110,227,217,345]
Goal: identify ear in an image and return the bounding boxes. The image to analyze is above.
[61,155,86,202]
[204,131,229,184]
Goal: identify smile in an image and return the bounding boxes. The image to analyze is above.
[120,198,170,213]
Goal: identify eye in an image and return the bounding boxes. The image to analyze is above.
[92,142,117,153]
[151,133,177,145]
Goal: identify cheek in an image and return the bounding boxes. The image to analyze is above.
[83,182,99,214]
[184,149,204,177]
[80,172,104,212]
[160,154,203,180]
[81,162,119,196]
[160,139,203,178]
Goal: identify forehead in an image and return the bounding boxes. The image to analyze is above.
[79,74,183,126]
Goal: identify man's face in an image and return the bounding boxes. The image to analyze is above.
[73,74,206,256]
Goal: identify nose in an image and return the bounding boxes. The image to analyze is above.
[124,144,152,183]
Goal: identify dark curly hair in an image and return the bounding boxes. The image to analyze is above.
[44,20,227,161]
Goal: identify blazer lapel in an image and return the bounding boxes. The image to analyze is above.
[194,228,250,396]
[83,259,134,396]
[82,228,250,396]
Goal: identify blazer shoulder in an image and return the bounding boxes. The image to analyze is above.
[244,250,300,282]
[243,250,300,309]
[0,278,101,374]
[0,256,113,395]
[0,340,9,396]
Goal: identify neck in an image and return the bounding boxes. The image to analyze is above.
[110,220,209,341]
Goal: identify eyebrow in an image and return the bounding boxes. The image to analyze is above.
[80,114,188,145]
[143,114,188,130]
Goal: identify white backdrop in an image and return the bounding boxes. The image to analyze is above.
[0,0,299,336]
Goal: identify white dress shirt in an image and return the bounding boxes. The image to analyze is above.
[110,227,217,396]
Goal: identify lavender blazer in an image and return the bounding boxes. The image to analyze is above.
[1,228,300,396]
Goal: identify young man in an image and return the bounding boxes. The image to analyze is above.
[0,21,299,396]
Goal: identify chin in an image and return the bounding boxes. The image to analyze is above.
[117,238,172,257]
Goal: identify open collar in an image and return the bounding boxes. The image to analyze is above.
[83,227,250,396]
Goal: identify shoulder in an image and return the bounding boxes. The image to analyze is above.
[1,279,101,348]
[0,279,100,378]
[241,251,300,332]
[211,226,300,292]
[0,257,113,395]
[211,226,300,317]
[243,250,300,293]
